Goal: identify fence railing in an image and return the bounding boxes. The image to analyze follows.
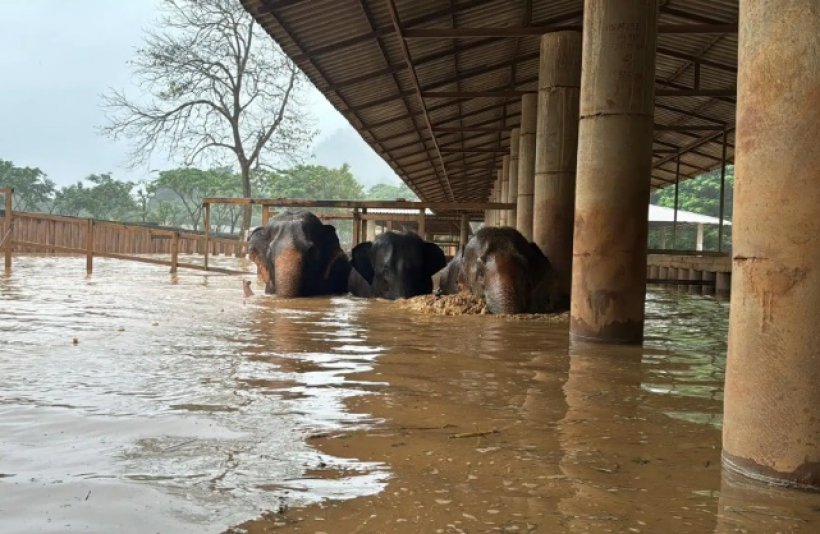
[1,188,246,275]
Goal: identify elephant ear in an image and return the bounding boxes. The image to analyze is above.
[423,242,447,277]
[319,224,342,250]
[351,242,375,284]
[247,225,272,257]
[527,241,552,276]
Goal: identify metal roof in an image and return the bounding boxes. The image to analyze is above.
[242,0,737,202]
[648,204,731,225]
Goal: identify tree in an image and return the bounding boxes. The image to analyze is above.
[649,165,735,251]
[148,168,215,230]
[102,0,314,234]
[0,160,56,212]
[366,182,418,201]
[260,164,364,200]
[53,174,138,221]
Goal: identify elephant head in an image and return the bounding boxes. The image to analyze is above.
[351,231,447,299]
[442,226,554,314]
[247,210,351,297]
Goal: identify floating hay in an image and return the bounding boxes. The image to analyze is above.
[401,292,570,321]
[401,292,488,315]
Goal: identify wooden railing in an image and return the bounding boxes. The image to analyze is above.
[1,188,246,275]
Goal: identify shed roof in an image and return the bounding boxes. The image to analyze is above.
[242,0,737,203]
[648,204,731,225]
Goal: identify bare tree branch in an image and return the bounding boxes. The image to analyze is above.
[100,0,316,232]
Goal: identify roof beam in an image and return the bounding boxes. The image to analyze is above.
[439,147,507,153]
[386,0,454,201]
[655,88,736,97]
[402,23,735,39]
[403,25,582,38]
[422,90,532,99]
[653,128,735,169]
[654,124,726,131]
[654,103,727,125]
[656,47,737,73]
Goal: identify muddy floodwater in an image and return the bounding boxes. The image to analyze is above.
[1,257,818,533]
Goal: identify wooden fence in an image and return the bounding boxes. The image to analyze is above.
[1,188,246,275]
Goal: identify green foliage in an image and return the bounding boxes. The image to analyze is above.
[53,174,139,221]
[1,157,420,239]
[649,165,734,251]
[259,164,364,200]
[365,182,418,201]
[0,160,56,212]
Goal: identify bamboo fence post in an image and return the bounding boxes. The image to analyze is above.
[86,219,94,274]
[3,188,13,273]
[459,213,469,250]
[203,202,210,270]
[352,208,361,247]
[417,208,426,238]
[171,231,179,273]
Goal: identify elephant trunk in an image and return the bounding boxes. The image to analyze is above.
[273,248,304,298]
[483,256,529,314]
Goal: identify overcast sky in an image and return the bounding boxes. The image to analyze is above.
[0,0,400,188]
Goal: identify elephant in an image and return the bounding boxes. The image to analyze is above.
[350,230,447,299]
[438,226,557,314]
[246,210,352,297]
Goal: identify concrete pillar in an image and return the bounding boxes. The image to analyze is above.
[658,266,668,281]
[500,156,510,226]
[696,223,704,251]
[532,31,583,310]
[715,271,730,295]
[516,94,537,239]
[724,0,820,490]
[507,128,520,228]
[570,1,657,344]
[648,265,659,280]
[702,271,716,294]
[493,169,504,226]
[689,268,703,295]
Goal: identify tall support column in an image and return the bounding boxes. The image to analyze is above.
[533,31,582,309]
[516,94,537,239]
[672,156,680,249]
[570,1,657,344]
[500,156,510,226]
[495,169,504,226]
[723,0,820,490]
[507,128,520,228]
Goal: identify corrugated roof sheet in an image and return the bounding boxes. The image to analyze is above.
[243,0,738,202]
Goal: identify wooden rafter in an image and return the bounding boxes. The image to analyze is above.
[385,0,454,201]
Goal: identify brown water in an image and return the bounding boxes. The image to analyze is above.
[1,257,818,533]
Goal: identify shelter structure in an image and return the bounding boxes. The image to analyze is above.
[648,204,731,251]
[241,0,819,491]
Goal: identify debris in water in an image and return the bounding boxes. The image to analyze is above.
[449,429,499,439]
[151,321,159,326]
[243,280,254,297]
[72,337,79,345]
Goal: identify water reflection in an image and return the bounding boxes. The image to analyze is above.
[1,258,818,533]
[0,257,387,533]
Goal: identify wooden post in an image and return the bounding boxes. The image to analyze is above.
[459,213,469,250]
[352,208,361,247]
[170,231,179,273]
[86,219,94,275]
[261,205,271,226]
[203,202,210,270]
[673,155,680,249]
[361,208,369,241]
[717,128,728,252]
[417,208,426,238]
[3,188,13,273]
